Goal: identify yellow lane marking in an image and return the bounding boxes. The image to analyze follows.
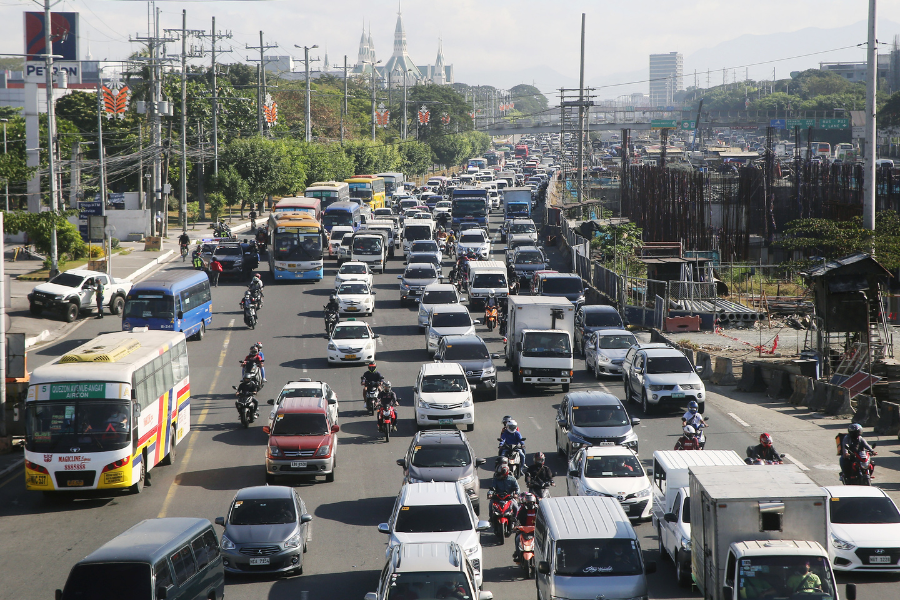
[157,319,234,517]
[0,468,23,491]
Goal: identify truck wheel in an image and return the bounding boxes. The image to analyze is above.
[131,460,146,494]
[642,391,653,415]
[657,526,668,561]
[562,383,570,393]
[110,295,125,315]
[64,303,79,323]
[676,557,691,587]
[29,303,42,316]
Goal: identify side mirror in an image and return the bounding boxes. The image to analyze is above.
[846,583,857,600]
[631,417,641,426]
[491,353,501,359]
[476,520,491,532]
[56,590,63,600]
[476,458,486,466]
[331,424,340,433]
[373,334,380,339]
[478,592,494,600]
[267,399,275,405]
[156,586,168,600]
[537,561,551,575]
[262,426,270,434]
[695,365,704,374]
[177,311,184,320]
[474,319,482,325]
[722,585,734,600]
[396,458,407,467]
[214,516,225,527]
[568,469,579,477]
[365,593,378,600]
[515,342,522,352]
[397,275,402,279]
[664,512,677,523]
[377,523,391,534]
[300,514,313,523]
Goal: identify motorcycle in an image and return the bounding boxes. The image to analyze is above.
[515,525,536,579]
[840,445,876,486]
[240,361,264,391]
[180,244,189,262]
[378,403,397,443]
[682,415,710,449]
[232,384,259,428]
[363,381,381,416]
[487,490,515,544]
[241,293,258,329]
[744,446,785,465]
[248,287,264,310]
[526,480,554,500]
[485,304,498,332]
[324,306,339,337]
[498,440,526,479]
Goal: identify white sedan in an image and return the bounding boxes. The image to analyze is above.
[267,379,339,431]
[433,200,452,219]
[333,261,373,290]
[566,444,652,522]
[823,485,900,572]
[335,281,376,316]
[456,230,491,259]
[327,320,379,366]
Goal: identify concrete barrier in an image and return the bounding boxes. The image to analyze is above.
[824,385,854,416]
[681,348,694,366]
[711,357,737,385]
[790,376,811,405]
[737,362,766,392]
[809,382,829,412]
[696,352,712,381]
[874,401,900,436]
[767,369,793,400]
[801,377,816,407]
[665,315,701,333]
[852,395,880,428]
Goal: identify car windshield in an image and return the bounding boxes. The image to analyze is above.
[572,405,630,427]
[411,444,472,468]
[330,231,349,243]
[394,505,471,533]
[332,325,370,340]
[406,268,437,279]
[585,311,624,327]
[460,233,485,244]
[444,342,489,360]
[339,283,369,295]
[422,291,457,305]
[472,274,507,288]
[386,573,474,600]
[737,555,834,600]
[432,313,471,328]
[829,496,900,523]
[554,539,643,576]
[411,241,439,252]
[436,201,452,209]
[421,374,468,393]
[272,413,329,436]
[353,237,382,253]
[522,332,571,357]
[597,334,637,350]
[214,245,241,256]
[62,563,151,600]
[542,277,583,294]
[584,454,644,478]
[48,273,85,287]
[229,497,296,525]
[341,264,368,275]
[516,251,544,265]
[646,356,693,374]
[404,226,432,241]
[281,388,323,399]
[123,293,175,320]
[510,223,536,234]
[408,254,438,266]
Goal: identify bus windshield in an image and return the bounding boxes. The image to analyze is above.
[123,293,175,320]
[323,211,353,229]
[453,199,487,217]
[274,233,323,261]
[348,183,373,200]
[404,226,432,242]
[26,399,132,453]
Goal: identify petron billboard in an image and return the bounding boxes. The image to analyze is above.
[24,12,79,61]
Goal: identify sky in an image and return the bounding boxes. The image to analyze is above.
[1,0,897,98]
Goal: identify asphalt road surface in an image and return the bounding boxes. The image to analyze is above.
[0,209,896,600]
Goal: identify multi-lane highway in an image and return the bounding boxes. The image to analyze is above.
[0,208,895,600]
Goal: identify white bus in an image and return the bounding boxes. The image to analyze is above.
[304,181,350,211]
[24,330,191,494]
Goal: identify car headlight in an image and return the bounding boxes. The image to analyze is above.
[584,487,605,497]
[221,535,235,550]
[328,343,337,351]
[636,487,651,498]
[428,331,439,340]
[465,545,478,557]
[400,282,410,290]
[462,398,473,407]
[597,353,610,363]
[830,533,856,550]
[283,532,303,550]
[315,444,331,457]
[269,446,281,456]
[680,384,699,390]
[458,473,476,485]
[522,369,532,375]
[649,385,666,391]
[680,536,692,551]
[482,366,496,376]
[417,399,430,409]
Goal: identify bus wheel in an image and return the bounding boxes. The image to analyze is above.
[161,427,177,466]
[192,322,206,341]
[131,460,146,494]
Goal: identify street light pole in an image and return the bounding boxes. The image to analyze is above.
[43,0,59,278]
[1,118,7,212]
[295,44,318,143]
[371,67,377,141]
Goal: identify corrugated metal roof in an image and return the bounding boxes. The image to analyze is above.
[802,253,889,278]
[542,496,632,540]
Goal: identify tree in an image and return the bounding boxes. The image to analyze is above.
[775,212,900,270]
[508,84,549,116]
[880,91,900,130]
[205,192,225,221]
[4,211,86,258]
[219,137,298,206]
[430,134,470,169]
[208,166,250,215]
[399,141,433,177]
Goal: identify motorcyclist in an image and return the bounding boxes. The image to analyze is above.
[750,433,782,463]
[324,294,340,330]
[500,419,527,474]
[235,373,260,418]
[674,425,702,450]
[248,273,264,297]
[524,452,554,498]
[191,246,203,269]
[490,464,520,514]
[513,493,538,563]
[178,231,190,260]
[242,344,266,384]
[485,291,498,309]
[682,400,708,448]
[376,380,400,431]
[840,423,876,481]
[361,362,385,393]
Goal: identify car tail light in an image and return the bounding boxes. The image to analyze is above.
[101,455,131,473]
[25,460,49,474]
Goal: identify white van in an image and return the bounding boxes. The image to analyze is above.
[402,219,435,256]
[466,261,508,309]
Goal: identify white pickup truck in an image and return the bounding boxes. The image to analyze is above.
[28,269,132,322]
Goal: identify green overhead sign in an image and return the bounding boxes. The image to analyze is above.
[786,118,816,128]
[681,120,696,130]
[819,118,850,130]
[651,120,677,129]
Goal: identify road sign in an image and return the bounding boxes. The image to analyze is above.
[78,200,102,219]
[769,119,786,129]
[624,106,634,112]
[819,118,850,130]
[681,120,696,130]
[651,119,676,129]
[786,118,816,129]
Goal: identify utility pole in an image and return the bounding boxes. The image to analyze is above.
[2,119,8,211]
[43,0,59,277]
[864,0,878,235]
[403,70,408,140]
[294,44,319,142]
[246,32,277,135]
[372,67,377,141]
[341,55,347,145]
[197,18,233,219]
[576,13,586,204]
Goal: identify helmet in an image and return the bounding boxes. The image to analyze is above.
[254,273,261,280]
[502,415,512,426]
[534,452,545,464]
[249,346,259,356]
[489,291,496,298]
[253,342,263,351]
[688,400,699,414]
[383,381,392,392]
[524,493,537,506]
[506,419,518,433]
[848,423,863,437]
[760,433,773,447]
[683,425,696,438]
[498,465,510,478]
[497,456,509,467]
[368,362,377,373]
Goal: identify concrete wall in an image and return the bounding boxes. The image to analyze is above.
[68,209,151,239]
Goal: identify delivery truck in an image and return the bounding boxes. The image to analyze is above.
[505,296,575,393]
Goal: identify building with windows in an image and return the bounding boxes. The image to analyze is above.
[649,52,683,106]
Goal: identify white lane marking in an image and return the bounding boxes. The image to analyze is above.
[377,336,384,346]
[783,454,809,471]
[728,412,750,427]
[528,416,542,430]
[302,364,308,373]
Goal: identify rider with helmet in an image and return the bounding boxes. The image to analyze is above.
[750,433,782,463]
[249,272,264,295]
[500,418,527,474]
[361,362,385,390]
[674,425,703,450]
[524,452,554,498]
[376,381,400,431]
[513,493,538,564]
[490,464,520,514]
[840,423,876,480]
[681,400,708,449]
[242,343,266,384]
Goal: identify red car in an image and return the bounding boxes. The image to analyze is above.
[264,396,339,484]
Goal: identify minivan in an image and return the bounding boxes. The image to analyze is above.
[58,518,224,600]
[534,496,654,600]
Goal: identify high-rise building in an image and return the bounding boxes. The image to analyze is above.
[649,52,683,106]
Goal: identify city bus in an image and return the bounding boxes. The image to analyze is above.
[274,196,321,220]
[122,271,212,341]
[376,172,405,197]
[345,175,386,210]
[268,212,326,281]
[321,200,363,233]
[24,330,190,494]
[305,181,350,211]
[467,157,487,171]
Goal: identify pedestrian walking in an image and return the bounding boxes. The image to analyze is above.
[210,258,223,287]
[94,278,104,319]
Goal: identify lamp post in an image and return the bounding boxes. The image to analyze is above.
[363,60,381,141]
[1,118,7,212]
[294,44,318,142]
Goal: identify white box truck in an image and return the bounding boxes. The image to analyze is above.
[360,219,398,255]
[466,260,508,309]
[650,450,746,587]
[350,231,388,273]
[690,465,848,600]
[505,296,575,393]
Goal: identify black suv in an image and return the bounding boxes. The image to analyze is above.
[432,334,501,401]
[396,429,486,515]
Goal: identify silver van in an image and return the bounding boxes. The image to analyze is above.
[535,496,655,600]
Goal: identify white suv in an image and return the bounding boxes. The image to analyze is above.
[377,482,490,588]
[414,362,475,431]
[365,542,493,600]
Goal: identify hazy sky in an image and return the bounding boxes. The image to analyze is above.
[0,0,894,96]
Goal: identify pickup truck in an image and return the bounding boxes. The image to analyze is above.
[28,269,132,322]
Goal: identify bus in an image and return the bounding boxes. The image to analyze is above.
[304,181,350,211]
[24,330,190,494]
[467,157,487,171]
[268,212,326,281]
[451,187,489,228]
[376,172,405,197]
[322,200,363,233]
[274,196,321,220]
[123,271,212,341]
[345,175,386,210]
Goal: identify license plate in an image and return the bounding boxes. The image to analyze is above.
[346,307,359,311]
[438,419,454,425]
[66,480,84,487]
[345,354,357,360]
[538,377,554,382]
[869,556,891,564]
[33,300,43,305]
[249,557,270,566]
[27,475,47,486]
[291,461,307,468]
[671,392,685,399]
